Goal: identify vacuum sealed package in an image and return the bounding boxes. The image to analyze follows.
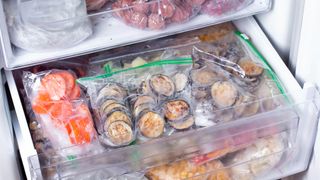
[190,31,285,127]
[4,0,92,51]
[201,0,254,16]
[78,58,194,145]
[111,0,201,30]
[23,70,98,156]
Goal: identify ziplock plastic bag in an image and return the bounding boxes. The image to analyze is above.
[201,0,253,16]
[5,0,92,51]
[190,31,285,127]
[23,70,98,156]
[78,58,195,145]
[112,0,201,30]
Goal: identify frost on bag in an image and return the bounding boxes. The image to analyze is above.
[23,70,98,156]
[190,33,285,127]
[201,0,253,16]
[78,76,135,147]
[112,0,202,30]
[5,0,92,51]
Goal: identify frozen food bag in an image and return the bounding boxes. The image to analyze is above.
[4,0,92,51]
[23,70,98,156]
[201,0,253,16]
[190,31,286,127]
[111,0,201,30]
[78,58,195,145]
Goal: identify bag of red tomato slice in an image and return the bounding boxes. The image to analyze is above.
[23,69,99,156]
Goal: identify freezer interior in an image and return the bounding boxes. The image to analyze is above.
[5,18,320,179]
[0,0,271,69]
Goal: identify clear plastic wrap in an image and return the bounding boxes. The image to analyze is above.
[111,0,201,30]
[78,58,195,145]
[22,70,98,156]
[190,32,285,127]
[4,0,92,51]
[145,134,285,180]
[201,0,254,16]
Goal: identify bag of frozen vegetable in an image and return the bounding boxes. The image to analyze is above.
[23,70,98,156]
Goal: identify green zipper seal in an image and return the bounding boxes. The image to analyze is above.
[234,31,288,99]
[78,57,192,82]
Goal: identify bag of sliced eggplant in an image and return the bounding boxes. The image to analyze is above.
[78,58,196,146]
[190,31,286,127]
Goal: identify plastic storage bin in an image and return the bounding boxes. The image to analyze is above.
[26,89,320,179]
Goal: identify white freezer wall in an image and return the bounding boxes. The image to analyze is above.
[286,0,320,179]
[255,0,297,63]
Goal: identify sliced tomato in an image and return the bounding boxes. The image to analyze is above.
[55,71,76,98]
[48,101,73,125]
[41,73,67,101]
[31,91,53,114]
[67,116,92,144]
[68,85,81,100]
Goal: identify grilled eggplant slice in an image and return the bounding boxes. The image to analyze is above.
[211,81,238,108]
[169,115,195,130]
[138,111,165,138]
[107,121,133,146]
[238,59,264,77]
[104,111,132,130]
[149,74,175,97]
[164,99,190,121]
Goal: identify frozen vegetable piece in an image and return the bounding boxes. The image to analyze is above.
[107,121,134,145]
[41,73,67,101]
[131,57,148,67]
[104,110,132,128]
[86,0,108,11]
[164,99,190,121]
[210,81,238,108]
[133,103,155,118]
[148,13,166,30]
[102,102,128,115]
[238,59,264,77]
[97,84,127,103]
[173,73,189,92]
[138,111,165,138]
[188,0,206,6]
[99,99,118,115]
[149,74,175,97]
[168,115,194,130]
[133,95,156,109]
[191,68,218,87]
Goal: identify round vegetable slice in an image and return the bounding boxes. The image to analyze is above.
[138,111,165,138]
[173,73,189,92]
[69,85,81,100]
[133,95,155,109]
[102,103,128,116]
[238,59,264,77]
[149,74,175,97]
[191,68,217,87]
[104,111,132,130]
[211,81,238,108]
[164,99,190,121]
[99,99,118,115]
[107,121,133,145]
[97,84,127,103]
[169,115,194,130]
[55,71,75,97]
[41,73,67,100]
